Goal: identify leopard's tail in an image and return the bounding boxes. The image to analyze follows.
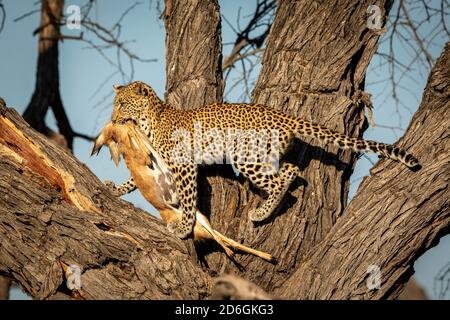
[294,118,421,170]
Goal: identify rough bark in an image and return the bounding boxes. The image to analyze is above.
[164,0,224,107]
[163,0,233,269]
[164,0,396,291]
[278,43,450,299]
[0,276,11,300]
[23,0,75,150]
[0,103,210,299]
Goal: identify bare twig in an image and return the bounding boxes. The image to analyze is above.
[0,0,6,33]
[400,0,434,68]
[223,0,276,101]
[13,8,40,23]
[434,262,450,299]
[26,0,156,83]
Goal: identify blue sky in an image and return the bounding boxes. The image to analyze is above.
[0,0,448,299]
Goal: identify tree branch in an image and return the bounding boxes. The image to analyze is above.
[0,103,211,299]
[278,42,450,299]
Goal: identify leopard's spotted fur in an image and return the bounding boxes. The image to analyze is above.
[108,81,420,239]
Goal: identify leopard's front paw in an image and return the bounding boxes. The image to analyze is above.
[249,208,271,222]
[167,220,193,239]
[104,180,120,196]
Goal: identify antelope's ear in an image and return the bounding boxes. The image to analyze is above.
[113,84,124,93]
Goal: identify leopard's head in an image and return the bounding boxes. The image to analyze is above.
[111,81,160,130]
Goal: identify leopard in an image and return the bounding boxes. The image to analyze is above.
[106,80,420,239]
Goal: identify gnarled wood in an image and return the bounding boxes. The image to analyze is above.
[0,104,210,299]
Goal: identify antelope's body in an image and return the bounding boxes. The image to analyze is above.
[92,122,275,262]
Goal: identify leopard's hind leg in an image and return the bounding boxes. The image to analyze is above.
[235,162,300,222]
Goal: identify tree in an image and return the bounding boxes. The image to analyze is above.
[0,0,448,299]
[0,275,11,300]
[21,0,155,151]
[22,0,73,149]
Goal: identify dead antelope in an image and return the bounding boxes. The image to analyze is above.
[91,121,276,263]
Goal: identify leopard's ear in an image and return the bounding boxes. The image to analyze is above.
[132,81,145,96]
[113,84,124,93]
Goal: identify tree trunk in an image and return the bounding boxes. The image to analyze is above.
[23,0,74,150]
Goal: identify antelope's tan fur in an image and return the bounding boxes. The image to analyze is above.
[92,121,275,262]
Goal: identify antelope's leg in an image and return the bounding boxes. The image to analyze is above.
[195,212,275,262]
